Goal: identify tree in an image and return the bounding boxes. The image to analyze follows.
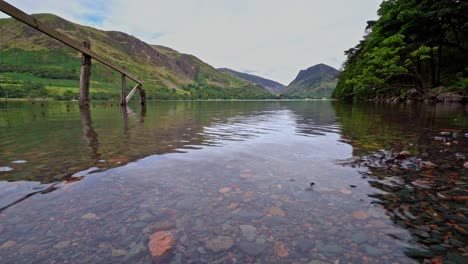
[333,0,468,100]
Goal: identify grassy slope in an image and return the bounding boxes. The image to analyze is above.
[0,14,272,99]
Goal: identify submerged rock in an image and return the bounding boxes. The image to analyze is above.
[318,243,344,257]
[147,231,175,262]
[351,232,368,244]
[205,236,233,252]
[218,187,232,194]
[237,241,266,256]
[237,209,263,220]
[297,238,315,252]
[267,206,285,217]
[111,249,128,257]
[239,225,257,241]
[274,242,289,257]
[81,213,98,220]
[364,245,382,256]
[352,210,369,220]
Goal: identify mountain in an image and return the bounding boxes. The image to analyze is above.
[218,68,286,94]
[0,14,273,100]
[283,64,340,98]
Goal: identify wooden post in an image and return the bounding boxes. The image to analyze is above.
[120,73,126,106]
[80,41,91,108]
[139,85,146,105]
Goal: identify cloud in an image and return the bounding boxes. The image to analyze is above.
[1,0,381,83]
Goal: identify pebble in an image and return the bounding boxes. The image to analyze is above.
[205,236,233,252]
[308,261,329,264]
[236,209,263,220]
[0,240,16,250]
[340,188,352,195]
[53,241,70,249]
[318,243,344,257]
[267,206,285,217]
[127,241,145,257]
[147,231,175,260]
[421,161,437,169]
[352,210,369,220]
[81,213,98,220]
[237,241,266,256]
[175,198,195,210]
[239,225,257,241]
[297,238,315,252]
[218,187,232,194]
[274,242,289,257]
[197,247,207,255]
[364,245,382,256]
[112,249,128,257]
[351,232,368,244]
[396,150,411,159]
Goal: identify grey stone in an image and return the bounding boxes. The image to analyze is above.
[237,241,266,256]
[205,236,234,253]
[351,232,368,244]
[298,238,315,252]
[318,243,344,257]
[176,198,195,210]
[197,247,207,255]
[364,245,382,256]
[237,209,263,220]
[239,225,257,241]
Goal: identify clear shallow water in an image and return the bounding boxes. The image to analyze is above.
[0,101,466,263]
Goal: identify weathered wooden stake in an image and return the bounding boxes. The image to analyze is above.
[120,73,126,106]
[79,41,91,108]
[139,85,146,105]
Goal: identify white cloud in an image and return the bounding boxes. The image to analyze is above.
[1,0,381,84]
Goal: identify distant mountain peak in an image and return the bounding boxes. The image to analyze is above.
[218,68,286,94]
[283,64,340,98]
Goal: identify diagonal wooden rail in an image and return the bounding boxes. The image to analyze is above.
[0,0,145,107]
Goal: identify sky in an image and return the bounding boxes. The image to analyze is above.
[0,0,382,84]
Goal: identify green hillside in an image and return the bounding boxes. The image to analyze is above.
[0,14,273,100]
[283,64,340,98]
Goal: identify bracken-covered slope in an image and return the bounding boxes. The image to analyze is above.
[0,14,273,100]
[218,68,286,94]
[283,64,340,98]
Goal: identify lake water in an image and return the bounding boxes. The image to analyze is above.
[0,101,466,263]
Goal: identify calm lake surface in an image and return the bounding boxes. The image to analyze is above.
[0,101,467,263]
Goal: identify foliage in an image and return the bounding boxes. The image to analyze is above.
[0,81,47,98]
[333,0,468,100]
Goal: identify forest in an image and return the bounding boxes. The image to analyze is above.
[332,0,467,101]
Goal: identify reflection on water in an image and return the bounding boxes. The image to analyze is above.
[0,101,466,263]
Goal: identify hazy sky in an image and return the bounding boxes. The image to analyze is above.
[1,0,382,84]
